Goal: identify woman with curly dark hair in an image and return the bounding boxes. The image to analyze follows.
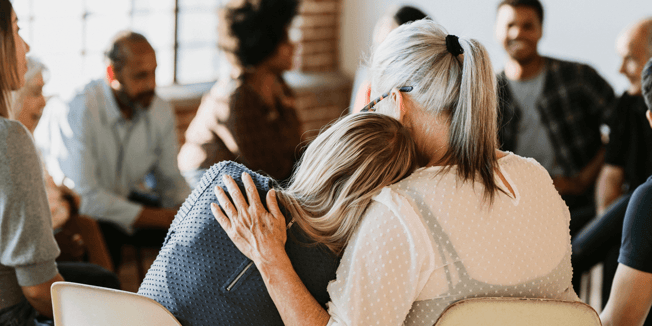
[178,0,302,188]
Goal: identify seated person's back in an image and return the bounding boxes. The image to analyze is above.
[140,112,418,325]
[139,162,340,326]
[326,153,577,325]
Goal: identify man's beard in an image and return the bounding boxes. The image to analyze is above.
[115,88,156,112]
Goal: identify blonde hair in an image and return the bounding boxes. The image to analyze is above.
[277,113,417,255]
[370,20,500,201]
[0,0,19,119]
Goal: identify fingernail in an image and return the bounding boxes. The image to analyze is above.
[211,203,218,211]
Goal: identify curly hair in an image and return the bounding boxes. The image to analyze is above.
[218,0,299,68]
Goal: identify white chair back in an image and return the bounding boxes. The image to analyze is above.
[434,297,601,326]
[51,281,181,326]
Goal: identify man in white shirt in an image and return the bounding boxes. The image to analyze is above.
[36,31,190,268]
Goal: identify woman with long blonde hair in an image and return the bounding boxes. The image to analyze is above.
[139,112,417,325]
[214,19,578,326]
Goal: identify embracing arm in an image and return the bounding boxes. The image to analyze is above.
[212,174,428,326]
[211,173,329,326]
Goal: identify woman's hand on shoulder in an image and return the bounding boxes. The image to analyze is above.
[212,172,288,267]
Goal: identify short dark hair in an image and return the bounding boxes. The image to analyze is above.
[393,6,428,26]
[219,0,299,68]
[105,31,151,72]
[643,58,652,110]
[497,0,544,25]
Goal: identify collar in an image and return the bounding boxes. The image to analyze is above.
[100,80,147,125]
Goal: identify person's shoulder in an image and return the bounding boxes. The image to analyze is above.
[67,79,106,116]
[0,119,38,164]
[0,118,30,142]
[500,152,551,180]
[201,161,275,190]
[149,94,174,117]
[547,57,605,80]
[633,177,652,199]
[195,79,239,114]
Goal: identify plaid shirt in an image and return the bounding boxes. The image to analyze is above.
[497,57,615,176]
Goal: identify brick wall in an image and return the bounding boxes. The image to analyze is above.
[291,0,341,72]
[289,0,351,141]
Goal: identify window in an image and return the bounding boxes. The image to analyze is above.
[14,0,222,99]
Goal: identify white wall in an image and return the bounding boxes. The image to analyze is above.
[341,0,652,94]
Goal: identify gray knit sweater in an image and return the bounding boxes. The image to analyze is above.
[0,118,59,310]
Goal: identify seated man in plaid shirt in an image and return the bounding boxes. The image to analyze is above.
[494,0,615,233]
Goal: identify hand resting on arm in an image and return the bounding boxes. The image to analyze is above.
[211,172,330,326]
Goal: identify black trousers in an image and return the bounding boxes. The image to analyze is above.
[97,221,168,270]
[57,261,121,290]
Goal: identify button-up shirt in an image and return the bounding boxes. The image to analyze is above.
[497,57,616,177]
[35,79,190,232]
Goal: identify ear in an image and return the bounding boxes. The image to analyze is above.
[106,65,122,89]
[390,88,407,122]
[646,110,652,129]
[106,65,116,83]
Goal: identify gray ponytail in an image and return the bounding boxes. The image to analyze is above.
[370,20,500,201]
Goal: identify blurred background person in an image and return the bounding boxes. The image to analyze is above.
[571,17,652,310]
[177,0,302,188]
[495,0,615,235]
[35,31,191,270]
[14,57,118,284]
[349,5,429,113]
[599,58,652,326]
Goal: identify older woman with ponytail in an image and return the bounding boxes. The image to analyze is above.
[214,19,578,326]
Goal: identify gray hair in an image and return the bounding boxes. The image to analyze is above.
[11,56,47,116]
[370,19,500,201]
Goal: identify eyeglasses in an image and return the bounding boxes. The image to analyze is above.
[360,86,413,113]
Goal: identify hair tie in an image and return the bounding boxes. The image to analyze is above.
[445,34,464,56]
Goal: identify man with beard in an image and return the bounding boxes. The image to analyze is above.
[495,0,615,235]
[36,31,190,268]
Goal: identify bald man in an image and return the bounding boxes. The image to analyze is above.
[599,58,652,326]
[597,18,652,215]
[36,31,190,268]
[571,17,652,308]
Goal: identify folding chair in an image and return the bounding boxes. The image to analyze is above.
[434,297,601,326]
[51,281,181,326]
